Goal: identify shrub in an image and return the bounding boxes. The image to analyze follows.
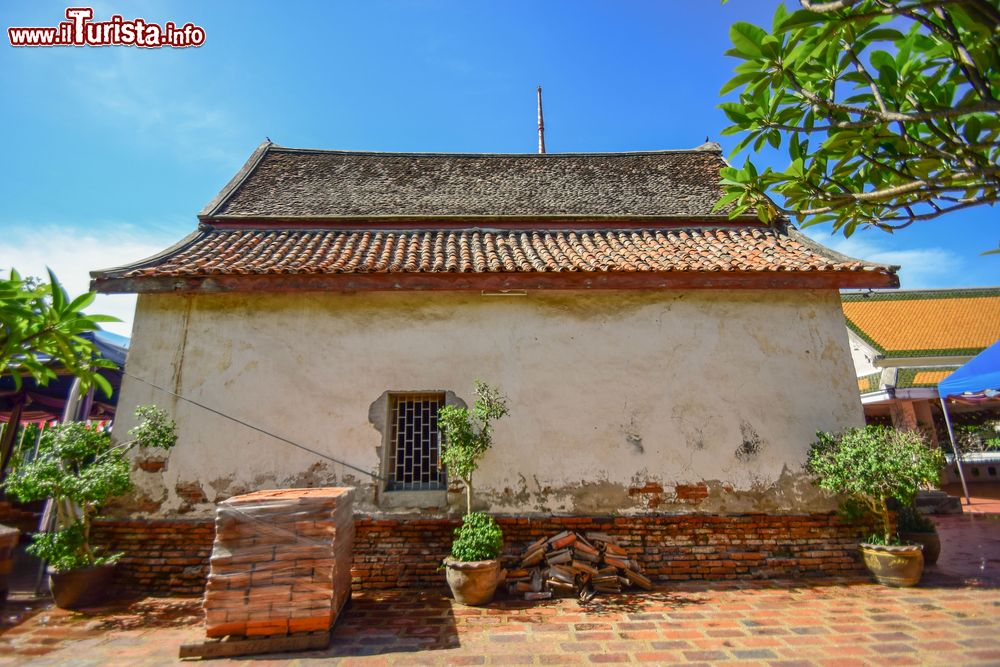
[3,405,177,571]
[438,381,509,515]
[807,426,943,545]
[450,512,503,562]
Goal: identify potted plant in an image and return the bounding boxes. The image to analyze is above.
[438,381,509,605]
[807,425,944,587]
[896,505,940,566]
[3,405,177,608]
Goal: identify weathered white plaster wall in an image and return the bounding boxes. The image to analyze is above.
[114,289,862,518]
[847,330,880,377]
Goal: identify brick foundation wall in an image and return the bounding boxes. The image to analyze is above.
[95,513,868,596]
[92,519,214,596]
[352,514,868,591]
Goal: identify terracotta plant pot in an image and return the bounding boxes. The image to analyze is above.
[0,525,19,607]
[899,531,940,565]
[859,543,924,587]
[49,563,116,609]
[444,557,501,606]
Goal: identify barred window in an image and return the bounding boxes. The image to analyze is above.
[386,393,446,491]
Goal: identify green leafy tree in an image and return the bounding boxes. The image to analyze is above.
[718,0,1000,244]
[450,511,504,562]
[1,269,118,395]
[3,406,177,571]
[806,426,944,544]
[438,381,509,516]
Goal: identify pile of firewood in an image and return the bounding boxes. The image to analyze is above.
[505,530,653,602]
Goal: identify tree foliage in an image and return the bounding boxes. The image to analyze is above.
[0,269,119,395]
[3,405,177,571]
[450,511,504,562]
[438,381,509,515]
[718,0,1000,242]
[806,426,944,544]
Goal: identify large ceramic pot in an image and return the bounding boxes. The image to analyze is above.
[900,531,940,565]
[860,543,924,587]
[444,558,501,606]
[49,563,115,609]
[0,525,19,607]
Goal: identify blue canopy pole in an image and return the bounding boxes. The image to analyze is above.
[939,398,972,506]
[937,338,1000,509]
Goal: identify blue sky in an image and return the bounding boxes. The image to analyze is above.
[1,0,995,336]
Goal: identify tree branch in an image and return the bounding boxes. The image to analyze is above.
[932,4,993,100]
[845,44,888,115]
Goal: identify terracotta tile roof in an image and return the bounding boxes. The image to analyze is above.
[100,226,893,282]
[843,289,1000,358]
[858,373,881,393]
[203,143,744,220]
[92,143,899,293]
[901,368,958,388]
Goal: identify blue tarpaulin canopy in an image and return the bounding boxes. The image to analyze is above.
[938,338,1000,401]
[937,337,1000,505]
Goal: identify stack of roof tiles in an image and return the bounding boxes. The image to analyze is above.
[202,488,355,639]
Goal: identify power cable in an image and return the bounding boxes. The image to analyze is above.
[123,372,383,481]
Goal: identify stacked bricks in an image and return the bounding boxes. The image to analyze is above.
[202,487,355,639]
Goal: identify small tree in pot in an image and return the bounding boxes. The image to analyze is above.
[438,381,508,605]
[807,426,944,586]
[3,405,177,608]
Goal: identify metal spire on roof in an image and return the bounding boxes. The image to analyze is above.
[537,86,546,154]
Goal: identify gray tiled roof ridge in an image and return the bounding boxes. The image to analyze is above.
[201,140,742,220]
[259,144,725,157]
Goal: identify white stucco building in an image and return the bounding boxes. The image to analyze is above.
[94,141,897,519]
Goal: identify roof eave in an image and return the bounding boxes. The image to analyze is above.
[93,269,900,295]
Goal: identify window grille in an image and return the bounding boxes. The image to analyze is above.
[386,393,446,491]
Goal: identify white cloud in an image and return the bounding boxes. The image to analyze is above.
[806,231,962,290]
[64,47,242,164]
[0,223,178,337]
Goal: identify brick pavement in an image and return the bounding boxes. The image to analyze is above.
[1,513,997,666]
[1,571,998,666]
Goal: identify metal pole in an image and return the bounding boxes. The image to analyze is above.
[536,86,546,154]
[940,397,972,506]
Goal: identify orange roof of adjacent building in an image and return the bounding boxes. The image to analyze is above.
[842,288,1000,357]
[909,369,954,386]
